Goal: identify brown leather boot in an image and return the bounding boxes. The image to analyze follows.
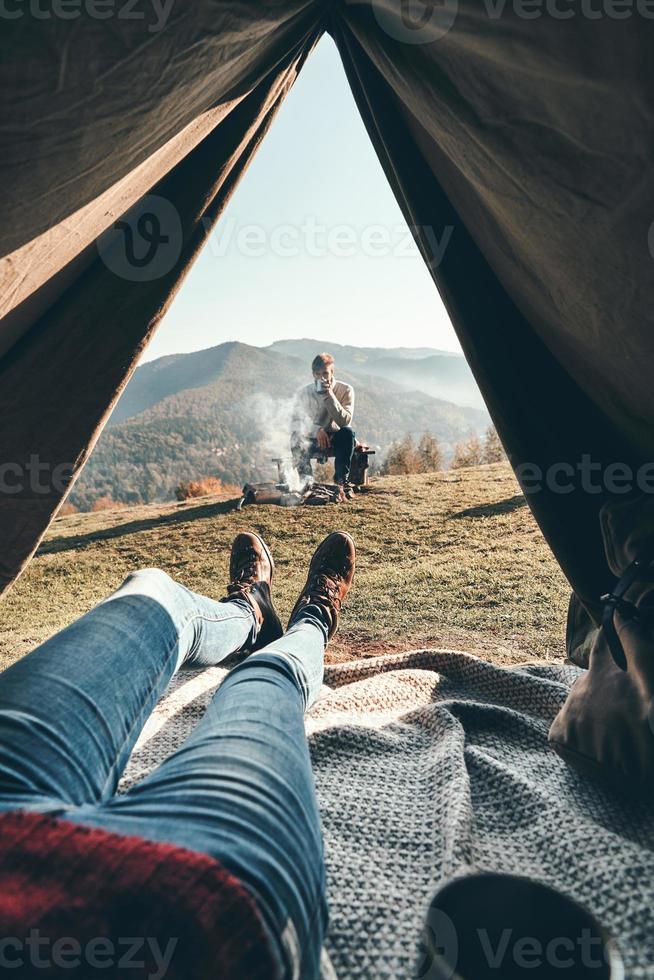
[222,532,283,651]
[288,531,355,639]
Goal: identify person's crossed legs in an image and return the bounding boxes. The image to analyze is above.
[0,531,356,980]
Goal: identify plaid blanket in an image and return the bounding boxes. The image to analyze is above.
[120,650,654,979]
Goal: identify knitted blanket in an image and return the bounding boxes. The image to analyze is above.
[120,650,654,979]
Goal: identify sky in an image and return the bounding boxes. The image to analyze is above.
[141,35,460,363]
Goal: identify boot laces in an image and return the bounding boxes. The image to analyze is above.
[307,569,342,609]
[227,551,260,593]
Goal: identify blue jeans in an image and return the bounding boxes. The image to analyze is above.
[0,568,329,979]
[291,425,357,482]
[331,426,357,483]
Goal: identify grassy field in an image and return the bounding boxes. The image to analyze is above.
[0,463,570,670]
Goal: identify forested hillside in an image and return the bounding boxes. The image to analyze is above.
[71,341,488,508]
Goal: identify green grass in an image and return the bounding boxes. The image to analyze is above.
[0,463,570,670]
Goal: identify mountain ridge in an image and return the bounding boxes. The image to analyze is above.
[266,338,483,408]
[73,340,488,508]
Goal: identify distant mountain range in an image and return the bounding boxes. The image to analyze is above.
[266,339,484,409]
[72,340,488,508]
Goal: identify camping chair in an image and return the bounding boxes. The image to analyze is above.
[308,442,374,487]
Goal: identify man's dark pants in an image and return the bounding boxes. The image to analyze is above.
[291,426,356,483]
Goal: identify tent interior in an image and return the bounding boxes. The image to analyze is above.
[2,1,653,619]
[2,2,654,974]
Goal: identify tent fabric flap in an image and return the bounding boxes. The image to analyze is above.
[0,1,323,257]
[0,39,318,595]
[330,0,654,614]
[1,0,654,628]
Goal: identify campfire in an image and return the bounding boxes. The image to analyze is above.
[237,445,375,509]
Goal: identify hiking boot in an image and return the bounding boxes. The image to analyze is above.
[222,532,283,651]
[335,478,355,499]
[288,531,355,639]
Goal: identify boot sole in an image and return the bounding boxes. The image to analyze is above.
[251,581,284,651]
[247,534,280,651]
[231,531,275,583]
[251,531,275,583]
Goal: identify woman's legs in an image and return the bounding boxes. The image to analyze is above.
[64,615,330,979]
[0,531,355,979]
[0,567,257,811]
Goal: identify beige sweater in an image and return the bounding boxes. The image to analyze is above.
[291,380,354,438]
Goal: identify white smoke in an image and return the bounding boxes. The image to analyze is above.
[240,392,311,492]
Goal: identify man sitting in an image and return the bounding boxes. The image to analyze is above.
[291,352,355,486]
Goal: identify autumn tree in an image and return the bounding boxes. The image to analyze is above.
[451,434,485,470]
[90,496,128,512]
[483,425,506,463]
[381,433,444,475]
[417,432,443,473]
[175,476,240,501]
[381,434,419,475]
